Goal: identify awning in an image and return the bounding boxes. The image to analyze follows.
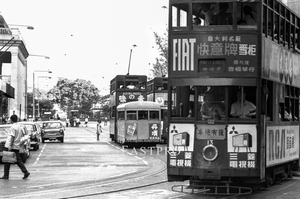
[0,79,14,98]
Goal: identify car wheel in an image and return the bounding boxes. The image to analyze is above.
[60,137,64,143]
[42,138,45,143]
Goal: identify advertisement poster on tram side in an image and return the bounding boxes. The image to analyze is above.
[168,123,194,152]
[227,125,257,169]
[170,34,258,78]
[117,92,146,104]
[266,125,299,167]
[263,39,300,87]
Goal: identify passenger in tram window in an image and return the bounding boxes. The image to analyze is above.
[193,17,202,26]
[230,91,256,119]
[243,5,256,25]
[200,93,224,120]
[214,3,233,25]
[199,3,215,26]
[237,19,247,25]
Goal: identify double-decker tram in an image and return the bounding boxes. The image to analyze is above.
[109,75,147,141]
[167,0,300,194]
[116,101,163,146]
[147,77,169,142]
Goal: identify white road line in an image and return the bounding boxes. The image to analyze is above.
[33,144,46,166]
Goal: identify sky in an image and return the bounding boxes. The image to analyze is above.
[0,0,169,95]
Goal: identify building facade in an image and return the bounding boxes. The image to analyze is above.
[0,14,29,122]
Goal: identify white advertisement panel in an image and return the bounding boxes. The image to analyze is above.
[266,125,299,167]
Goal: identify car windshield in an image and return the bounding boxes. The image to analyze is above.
[43,122,61,129]
[24,125,34,133]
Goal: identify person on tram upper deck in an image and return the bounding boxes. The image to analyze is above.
[230,90,256,119]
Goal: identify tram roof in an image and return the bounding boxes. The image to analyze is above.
[117,101,161,110]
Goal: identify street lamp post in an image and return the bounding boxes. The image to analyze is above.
[37,76,51,118]
[33,70,52,121]
[127,44,137,75]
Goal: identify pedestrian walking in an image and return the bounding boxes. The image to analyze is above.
[96,119,102,141]
[0,115,30,180]
[84,117,88,127]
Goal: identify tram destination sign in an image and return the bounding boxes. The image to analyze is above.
[198,59,225,73]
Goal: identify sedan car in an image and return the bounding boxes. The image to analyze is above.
[41,121,65,143]
[19,121,41,151]
[0,124,31,163]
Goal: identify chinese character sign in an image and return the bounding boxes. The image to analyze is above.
[171,34,258,77]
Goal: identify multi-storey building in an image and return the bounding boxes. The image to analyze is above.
[0,14,29,122]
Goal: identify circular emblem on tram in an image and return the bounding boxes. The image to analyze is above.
[129,94,135,100]
[156,97,164,105]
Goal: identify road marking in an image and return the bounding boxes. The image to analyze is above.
[33,144,46,166]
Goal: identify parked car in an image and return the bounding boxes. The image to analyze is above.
[41,121,65,143]
[0,124,31,163]
[19,122,41,151]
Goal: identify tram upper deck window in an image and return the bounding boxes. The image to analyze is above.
[117,81,124,89]
[150,111,159,120]
[127,111,137,120]
[138,111,148,120]
[118,111,125,120]
[172,4,189,29]
[237,2,258,29]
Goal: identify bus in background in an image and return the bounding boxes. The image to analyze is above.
[167,0,300,194]
[109,75,147,141]
[147,77,168,143]
[116,101,163,146]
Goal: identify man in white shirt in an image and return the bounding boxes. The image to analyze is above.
[1,115,30,180]
[230,91,256,118]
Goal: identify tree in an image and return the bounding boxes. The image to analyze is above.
[48,78,101,117]
[27,92,54,117]
[150,29,168,78]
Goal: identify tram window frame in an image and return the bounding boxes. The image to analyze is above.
[118,111,125,120]
[229,86,257,120]
[127,111,137,120]
[197,86,225,121]
[138,110,148,120]
[150,111,159,120]
[170,86,195,118]
[171,3,189,30]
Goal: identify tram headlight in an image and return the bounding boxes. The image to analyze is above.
[202,145,218,162]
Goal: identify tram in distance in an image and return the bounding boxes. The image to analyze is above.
[116,101,163,145]
[109,75,147,141]
[147,77,169,142]
[167,0,300,194]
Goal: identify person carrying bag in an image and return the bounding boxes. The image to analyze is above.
[0,115,30,180]
[2,151,17,163]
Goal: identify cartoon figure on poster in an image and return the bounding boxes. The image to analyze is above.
[169,123,194,152]
[227,125,257,153]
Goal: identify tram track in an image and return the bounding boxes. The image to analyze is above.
[2,155,167,199]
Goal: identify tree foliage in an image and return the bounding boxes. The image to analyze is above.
[27,92,54,117]
[48,78,101,116]
[151,29,168,78]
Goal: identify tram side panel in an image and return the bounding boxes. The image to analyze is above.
[266,125,299,168]
[117,120,162,144]
[168,123,261,182]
